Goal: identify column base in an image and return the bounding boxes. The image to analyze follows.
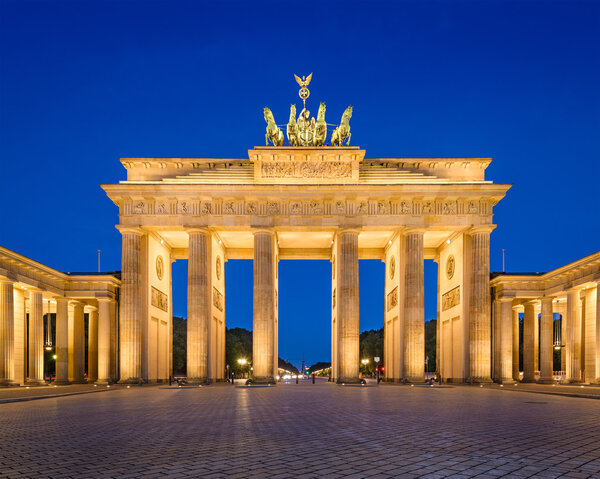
[404,376,426,384]
[0,380,19,387]
[87,378,99,384]
[95,379,112,385]
[251,376,275,385]
[537,377,555,384]
[467,377,493,384]
[53,380,71,386]
[118,377,144,385]
[25,380,48,386]
[337,377,361,385]
[495,377,517,384]
[69,380,88,385]
[186,377,211,385]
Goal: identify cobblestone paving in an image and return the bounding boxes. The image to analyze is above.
[1,382,600,478]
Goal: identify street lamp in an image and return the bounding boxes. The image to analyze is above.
[361,359,369,378]
[238,358,247,378]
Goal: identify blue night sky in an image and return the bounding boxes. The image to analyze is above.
[1,1,598,368]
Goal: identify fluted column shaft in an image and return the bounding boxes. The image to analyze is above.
[97,299,112,384]
[539,297,554,383]
[28,290,44,384]
[253,231,276,383]
[337,230,360,383]
[187,229,210,383]
[87,308,98,382]
[0,280,15,385]
[566,289,581,382]
[468,229,492,382]
[523,302,536,382]
[70,302,85,383]
[512,306,520,381]
[596,283,600,383]
[498,299,513,382]
[54,298,69,384]
[119,229,143,383]
[404,230,424,382]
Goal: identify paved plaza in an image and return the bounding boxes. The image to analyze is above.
[1,383,600,478]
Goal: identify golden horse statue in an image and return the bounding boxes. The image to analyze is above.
[287,104,300,146]
[314,102,327,146]
[330,105,352,146]
[264,107,284,146]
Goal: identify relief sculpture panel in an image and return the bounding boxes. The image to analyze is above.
[442,286,460,312]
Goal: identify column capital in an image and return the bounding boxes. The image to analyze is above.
[469,225,496,235]
[96,297,114,303]
[84,305,98,313]
[116,225,144,236]
[251,228,275,236]
[185,226,211,235]
[540,296,554,304]
[403,227,426,236]
[68,299,85,307]
[0,277,14,286]
[498,297,515,303]
[54,296,69,304]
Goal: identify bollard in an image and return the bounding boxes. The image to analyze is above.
[312,374,315,384]
[296,374,298,384]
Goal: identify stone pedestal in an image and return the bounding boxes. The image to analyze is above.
[118,228,143,384]
[404,229,424,382]
[54,298,70,385]
[539,297,554,383]
[187,229,210,384]
[522,301,536,382]
[96,299,112,384]
[27,290,45,385]
[0,280,16,386]
[468,228,492,382]
[253,230,276,384]
[336,230,360,384]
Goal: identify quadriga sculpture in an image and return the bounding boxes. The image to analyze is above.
[313,102,327,146]
[287,104,300,146]
[264,107,284,146]
[330,105,352,146]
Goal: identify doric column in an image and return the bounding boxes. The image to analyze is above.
[12,287,26,385]
[118,227,143,383]
[498,298,514,383]
[54,298,69,384]
[0,280,15,386]
[187,228,210,384]
[595,283,600,383]
[404,229,424,382]
[69,301,85,383]
[512,305,520,381]
[522,301,536,382]
[539,297,554,383]
[27,290,45,385]
[87,307,98,383]
[534,304,540,373]
[468,227,493,382]
[336,229,360,384]
[566,288,582,382]
[97,299,112,384]
[253,230,276,384]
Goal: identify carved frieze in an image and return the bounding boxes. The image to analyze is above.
[155,201,168,214]
[442,286,460,311]
[290,202,302,214]
[213,287,224,312]
[177,201,190,214]
[223,201,235,214]
[261,161,352,179]
[386,286,398,311]
[151,286,168,312]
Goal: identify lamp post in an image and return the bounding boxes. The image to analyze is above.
[238,358,247,379]
[361,359,369,379]
[374,356,380,384]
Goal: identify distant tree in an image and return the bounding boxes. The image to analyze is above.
[424,320,436,373]
[173,317,186,374]
[359,328,383,374]
[279,358,299,374]
[307,361,330,374]
[226,327,253,375]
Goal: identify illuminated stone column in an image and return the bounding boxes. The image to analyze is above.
[87,306,98,383]
[539,297,554,383]
[595,283,600,383]
[187,228,211,384]
[522,301,536,382]
[253,230,276,384]
[512,305,520,381]
[27,290,45,385]
[468,227,492,382]
[118,227,143,384]
[336,229,359,384]
[69,301,85,383]
[498,298,514,383]
[54,298,69,384]
[403,229,424,382]
[534,303,540,373]
[0,280,15,386]
[566,288,582,382]
[96,299,112,384]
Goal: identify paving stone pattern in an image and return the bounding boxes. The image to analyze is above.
[1,382,600,478]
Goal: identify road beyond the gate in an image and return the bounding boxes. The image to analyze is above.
[1,382,600,478]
